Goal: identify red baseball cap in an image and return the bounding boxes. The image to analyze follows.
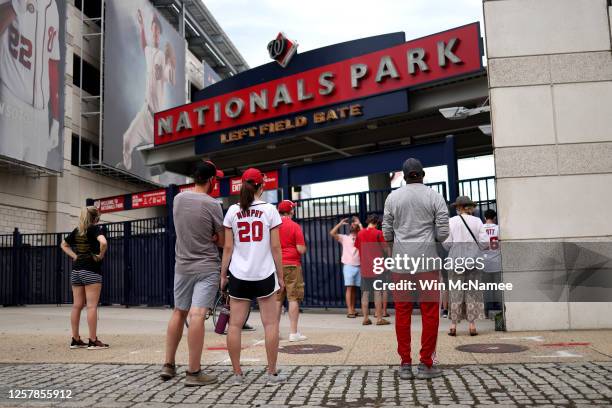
[204,160,224,178]
[278,200,296,213]
[242,168,264,185]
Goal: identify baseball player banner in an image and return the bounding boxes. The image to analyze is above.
[0,0,66,171]
[103,0,186,182]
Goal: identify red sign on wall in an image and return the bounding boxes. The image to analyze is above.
[132,189,167,209]
[155,23,482,146]
[178,182,221,198]
[94,196,125,213]
[230,171,279,195]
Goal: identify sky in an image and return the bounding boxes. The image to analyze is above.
[204,0,484,69]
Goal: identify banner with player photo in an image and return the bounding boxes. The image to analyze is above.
[103,0,186,182]
[0,0,67,172]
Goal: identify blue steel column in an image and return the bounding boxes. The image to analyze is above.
[280,163,290,201]
[444,135,458,204]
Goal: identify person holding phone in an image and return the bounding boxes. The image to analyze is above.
[329,216,362,318]
[221,168,285,386]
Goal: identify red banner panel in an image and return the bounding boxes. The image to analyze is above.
[94,196,125,214]
[132,189,167,209]
[155,23,481,146]
[178,182,221,198]
[230,171,279,195]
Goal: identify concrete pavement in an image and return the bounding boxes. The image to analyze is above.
[1,306,611,407]
[0,306,610,366]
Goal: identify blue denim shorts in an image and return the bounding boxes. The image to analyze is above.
[342,264,361,287]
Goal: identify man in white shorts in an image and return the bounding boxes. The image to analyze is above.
[121,9,175,170]
[0,0,61,167]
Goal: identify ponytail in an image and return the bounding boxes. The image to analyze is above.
[78,206,100,236]
[239,181,260,211]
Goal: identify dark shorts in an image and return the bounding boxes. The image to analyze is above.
[71,270,102,286]
[228,272,279,301]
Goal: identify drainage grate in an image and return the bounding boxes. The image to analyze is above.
[456,343,529,353]
[279,344,343,354]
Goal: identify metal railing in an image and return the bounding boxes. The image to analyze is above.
[1,177,495,308]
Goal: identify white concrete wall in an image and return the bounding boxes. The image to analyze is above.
[484,0,612,330]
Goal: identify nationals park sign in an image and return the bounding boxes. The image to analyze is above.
[154,23,482,147]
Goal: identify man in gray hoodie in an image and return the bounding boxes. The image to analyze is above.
[382,158,449,380]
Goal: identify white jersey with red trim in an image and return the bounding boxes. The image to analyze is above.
[0,0,60,109]
[479,223,501,273]
[223,200,282,281]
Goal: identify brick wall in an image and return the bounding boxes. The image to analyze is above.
[0,204,48,234]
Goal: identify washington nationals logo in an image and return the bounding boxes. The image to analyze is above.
[267,38,286,60]
[266,32,298,68]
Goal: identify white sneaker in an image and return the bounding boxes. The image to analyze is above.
[288,332,307,342]
[266,371,287,385]
[231,373,244,386]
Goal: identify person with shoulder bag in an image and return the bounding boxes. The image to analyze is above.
[443,196,486,337]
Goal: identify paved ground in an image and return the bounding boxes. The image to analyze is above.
[1,306,611,366]
[0,362,611,407]
[1,306,612,407]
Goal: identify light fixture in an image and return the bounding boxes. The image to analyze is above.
[185,20,200,37]
[478,124,492,136]
[205,43,226,67]
[439,105,490,120]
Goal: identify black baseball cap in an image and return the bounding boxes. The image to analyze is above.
[193,160,222,184]
[402,158,424,179]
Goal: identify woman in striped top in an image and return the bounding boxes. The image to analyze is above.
[61,206,109,350]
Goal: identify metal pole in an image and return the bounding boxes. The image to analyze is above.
[98,0,105,164]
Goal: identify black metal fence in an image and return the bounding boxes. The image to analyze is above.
[0,177,495,308]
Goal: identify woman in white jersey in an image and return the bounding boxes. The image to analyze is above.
[221,168,285,386]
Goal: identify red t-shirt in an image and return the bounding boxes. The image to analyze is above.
[355,227,386,278]
[279,216,306,266]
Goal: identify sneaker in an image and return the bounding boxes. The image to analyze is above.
[399,364,414,380]
[185,370,218,387]
[266,371,287,386]
[70,337,87,349]
[416,363,443,379]
[288,332,307,342]
[442,309,449,318]
[242,323,256,331]
[160,363,176,380]
[231,373,244,386]
[87,338,109,350]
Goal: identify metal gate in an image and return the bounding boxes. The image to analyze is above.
[1,177,495,308]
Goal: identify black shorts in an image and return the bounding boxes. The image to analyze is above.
[228,272,278,301]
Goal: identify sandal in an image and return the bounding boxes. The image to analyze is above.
[448,328,457,337]
[346,313,357,318]
[376,319,390,326]
[362,318,372,326]
[383,312,390,318]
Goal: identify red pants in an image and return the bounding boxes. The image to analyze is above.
[391,271,440,367]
